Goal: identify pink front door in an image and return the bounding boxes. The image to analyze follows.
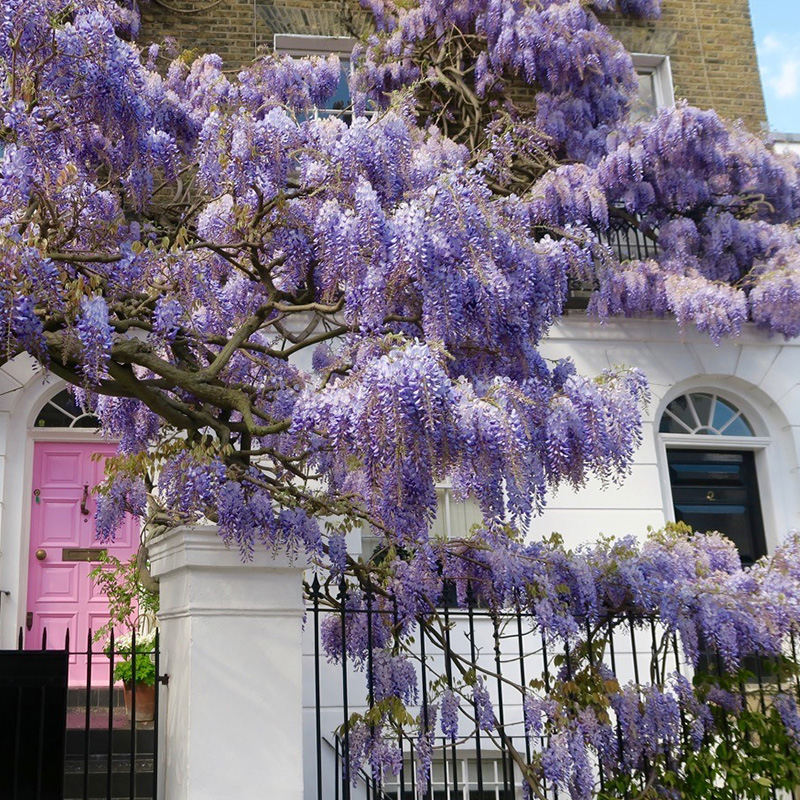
[27,441,139,682]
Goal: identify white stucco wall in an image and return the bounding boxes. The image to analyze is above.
[533,315,800,551]
[775,135,800,157]
[3,316,800,645]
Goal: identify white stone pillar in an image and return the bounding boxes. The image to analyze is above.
[149,526,307,800]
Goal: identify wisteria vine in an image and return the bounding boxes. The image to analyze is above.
[2,0,800,795]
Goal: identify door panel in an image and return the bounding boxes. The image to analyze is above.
[27,442,139,685]
[666,448,767,566]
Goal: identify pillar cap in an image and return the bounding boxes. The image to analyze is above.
[149,525,308,578]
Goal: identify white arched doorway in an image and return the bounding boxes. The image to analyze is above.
[657,390,769,565]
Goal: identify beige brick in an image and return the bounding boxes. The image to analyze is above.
[140,0,767,131]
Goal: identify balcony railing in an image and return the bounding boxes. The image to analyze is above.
[567,216,659,310]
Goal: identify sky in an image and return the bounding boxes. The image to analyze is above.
[749,0,800,134]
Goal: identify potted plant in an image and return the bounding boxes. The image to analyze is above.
[112,630,158,722]
[91,551,160,722]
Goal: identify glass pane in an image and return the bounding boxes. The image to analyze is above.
[632,70,657,120]
[319,59,351,117]
[660,395,695,432]
[34,404,72,428]
[720,414,754,437]
[50,388,86,417]
[72,414,101,429]
[710,397,737,431]
[689,393,714,429]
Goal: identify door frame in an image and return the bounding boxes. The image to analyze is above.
[12,382,109,641]
[657,431,777,554]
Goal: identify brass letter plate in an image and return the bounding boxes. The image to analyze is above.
[61,547,107,562]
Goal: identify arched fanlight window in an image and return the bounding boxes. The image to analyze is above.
[34,389,100,429]
[659,392,754,436]
[659,391,766,565]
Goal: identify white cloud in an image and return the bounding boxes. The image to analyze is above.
[768,58,800,98]
[762,33,784,53]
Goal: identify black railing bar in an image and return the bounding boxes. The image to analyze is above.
[585,619,605,793]
[492,618,511,799]
[393,596,407,800]
[440,736,450,800]
[312,577,324,800]
[334,735,340,800]
[154,629,162,800]
[419,617,431,800]
[409,739,416,799]
[516,612,533,768]
[443,604,460,800]
[130,628,137,800]
[672,633,690,747]
[36,683,46,800]
[366,587,376,794]
[649,618,661,684]
[84,627,93,800]
[607,620,624,765]
[107,628,115,800]
[339,579,351,800]
[467,594,485,798]
[753,654,778,800]
[628,614,641,687]
[398,719,406,800]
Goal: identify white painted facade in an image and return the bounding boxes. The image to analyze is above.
[2,316,800,641]
[1,317,800,799]
[775,133,800,158]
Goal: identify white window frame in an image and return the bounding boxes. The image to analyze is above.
[273,33,355,59]
[274,34,357,120]
[654,387,783,557]
[384,754,523,800]
[632,53,675,111]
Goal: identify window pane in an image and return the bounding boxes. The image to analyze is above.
[50,389,86,418]
[35,404,73,428]
[660,395,695,432]
[72,414,101,429]
[632,70,657,120]
[710,397,737,431]
[319,59,351,117]
[689,393,714,429]
[720,414,754,437]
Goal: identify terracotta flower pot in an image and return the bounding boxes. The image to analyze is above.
[123,681,156,722]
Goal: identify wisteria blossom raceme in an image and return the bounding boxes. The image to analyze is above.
[318,528,800,797]
[3,1,800,796]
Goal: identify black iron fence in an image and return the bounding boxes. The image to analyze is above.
[307,576,800,800]
[0,627,164,800]
[597,215,659,264]
[567,216,660,309]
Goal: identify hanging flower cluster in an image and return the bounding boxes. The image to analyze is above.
[317,528,800,798]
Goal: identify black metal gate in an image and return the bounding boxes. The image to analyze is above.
[0,646,68,800]
[0,628,163,800]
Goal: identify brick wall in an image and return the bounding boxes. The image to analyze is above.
[139,0,266,68]
[140,0,767,130]
[139,1,369,67]
[604,0,767,130]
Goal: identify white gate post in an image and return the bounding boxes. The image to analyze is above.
[149,526,307,800]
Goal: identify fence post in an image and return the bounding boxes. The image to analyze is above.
[149,525,307,800]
